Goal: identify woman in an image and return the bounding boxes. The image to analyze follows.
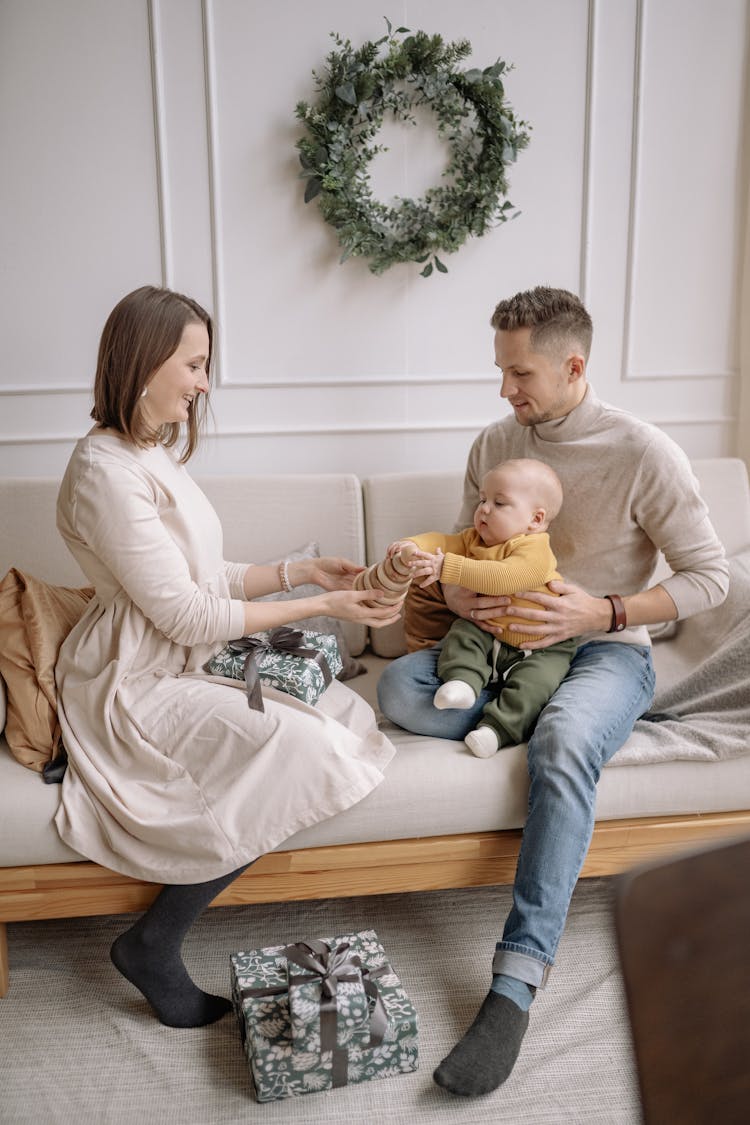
[54,286,400,1028]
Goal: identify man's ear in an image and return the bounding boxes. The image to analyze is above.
[568,352,585,381]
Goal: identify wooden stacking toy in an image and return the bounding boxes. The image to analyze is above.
[353,542,419,606]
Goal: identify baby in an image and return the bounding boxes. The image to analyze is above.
[389,458,577,757]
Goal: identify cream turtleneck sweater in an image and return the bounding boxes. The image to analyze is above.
[457,384,729,647]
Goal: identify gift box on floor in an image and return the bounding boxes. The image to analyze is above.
[206,627,342,711]
[230,929,419,1103]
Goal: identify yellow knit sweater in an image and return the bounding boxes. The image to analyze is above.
[409,529,562,648]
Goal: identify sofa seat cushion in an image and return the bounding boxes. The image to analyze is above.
[0,739,83,865]
[5,653,750,869]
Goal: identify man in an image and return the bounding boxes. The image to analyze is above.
[377,287,729,1097]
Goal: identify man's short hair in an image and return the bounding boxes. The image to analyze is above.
[490,286,593,361]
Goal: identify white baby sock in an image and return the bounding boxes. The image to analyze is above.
[465,726,500,758]
[434,680,477,710]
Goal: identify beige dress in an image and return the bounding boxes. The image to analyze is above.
[54,431,394,883]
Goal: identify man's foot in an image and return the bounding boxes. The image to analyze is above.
[465,726,500,757]
[434,681,477,710]
[111,930,232,1028]
[433,992,529,1096]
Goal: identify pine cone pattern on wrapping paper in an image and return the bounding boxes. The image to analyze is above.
[353,543,419,607]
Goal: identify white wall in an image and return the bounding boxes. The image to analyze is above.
[1,0,747,478]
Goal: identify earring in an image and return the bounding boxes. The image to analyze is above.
[140,387,148,398]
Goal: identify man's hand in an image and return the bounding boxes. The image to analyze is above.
[500,580,610,648]
[443,584,511,631]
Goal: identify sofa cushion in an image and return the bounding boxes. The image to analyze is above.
[362,459,750,658]
[3,651,750,867]
[198,474,368,656]
[253,540,365,680]
[0,569,93,771]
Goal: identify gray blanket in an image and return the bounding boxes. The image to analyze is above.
[611,548,750,765]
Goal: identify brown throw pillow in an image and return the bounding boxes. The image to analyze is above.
[0,569,93,771]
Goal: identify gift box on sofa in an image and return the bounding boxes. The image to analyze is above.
[230,929,418,1102]
[206,627,342,711]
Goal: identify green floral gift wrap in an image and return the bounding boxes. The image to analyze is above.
[206,627,342,710]
[230,929,419,1102]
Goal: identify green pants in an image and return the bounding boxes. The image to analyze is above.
[437,618,577,746]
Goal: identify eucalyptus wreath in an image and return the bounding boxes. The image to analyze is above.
[294,20,530,277]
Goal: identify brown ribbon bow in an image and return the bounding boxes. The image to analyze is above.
[227,627,333,712]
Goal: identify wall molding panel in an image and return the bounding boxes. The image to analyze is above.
[0,0,746,477]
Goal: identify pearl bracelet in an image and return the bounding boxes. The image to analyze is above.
[278,560,293,593]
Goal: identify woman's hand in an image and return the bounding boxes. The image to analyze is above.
[321,588,405,628]
[290,555,363,591]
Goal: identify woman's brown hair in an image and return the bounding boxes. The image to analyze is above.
[91,285,213,462]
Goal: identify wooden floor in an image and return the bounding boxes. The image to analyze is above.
[2,809,749,997]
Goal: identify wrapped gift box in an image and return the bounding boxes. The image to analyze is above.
[230,929,419,1103]
[206,627,342,709]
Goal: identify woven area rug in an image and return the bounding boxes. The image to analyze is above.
[1,878,641,1124]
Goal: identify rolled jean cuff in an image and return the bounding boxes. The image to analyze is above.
[493,945,552,989]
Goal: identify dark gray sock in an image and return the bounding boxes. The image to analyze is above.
[110,862,251,1028]
[433,991,530,1096]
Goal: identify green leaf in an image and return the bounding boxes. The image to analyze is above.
[395,26,410,33]
[415,253,431,263]
[304,177,321,202]
[434,256,448,273]
[384,16,392,36]
[420,263,433,278]
[335,83,358,105]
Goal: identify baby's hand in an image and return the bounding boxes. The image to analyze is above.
[386,539,417,559]
[409,548,444,588]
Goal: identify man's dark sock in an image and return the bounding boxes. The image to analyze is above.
[110,862,251,1028]
[433,992,530,1097]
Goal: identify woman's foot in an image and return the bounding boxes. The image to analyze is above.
[433,992,529,1096]
[111,929,232,1028]
[434,680,477,710]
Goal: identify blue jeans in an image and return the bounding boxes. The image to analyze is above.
[377,640,655,987]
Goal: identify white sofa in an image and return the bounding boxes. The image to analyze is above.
[2,460,750,997]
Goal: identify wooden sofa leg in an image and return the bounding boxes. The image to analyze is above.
[0,922,8,997]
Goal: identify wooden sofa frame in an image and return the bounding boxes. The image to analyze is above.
[3,809,749,997]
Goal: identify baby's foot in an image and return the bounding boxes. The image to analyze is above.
[465,726,500,758]
[434,681,477,710]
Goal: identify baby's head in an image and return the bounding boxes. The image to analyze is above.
[474,459,563,547]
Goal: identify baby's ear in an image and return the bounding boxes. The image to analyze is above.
[529,508,547,531]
